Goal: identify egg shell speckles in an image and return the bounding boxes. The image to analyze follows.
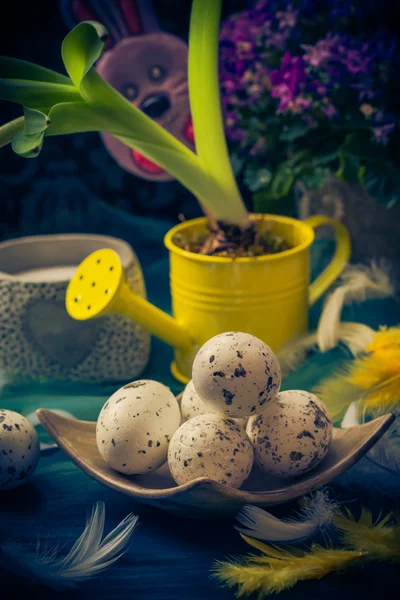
[96,380,181,475]
[181,380,248,430]
[192,332,281,418]
[0,409,40,491]
[168,414,254,488]
[247,390,333,478]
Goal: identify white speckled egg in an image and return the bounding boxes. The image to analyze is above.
[247,390,333,478]
[96,380,181,475]
[192,332,281,418]
[0,409,40,491]
[168,414,254,488]
[181,380,248,430]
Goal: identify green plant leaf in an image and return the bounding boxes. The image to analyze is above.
[0,56,73,85]
[23,107,50,135]
[12,131,44,157]
[44,102,110,135]
[335,133,399,207]
[188,0,248,225]
[230,153,246,176]
[299,166,330,189]
[0,117,24,149]
[270,163,295,198]
[279,121,309,142]
[0,78,81,108]
[336,149,360,181]
[0,13,251,226]
[313,149,339,167]
[253,186,294,215]
[76,69,216,199]
[253,162,295,214]
[243,162,272,192]
[363,161,400,208]
[61,21,108,87]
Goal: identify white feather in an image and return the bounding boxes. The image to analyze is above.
[336,322,376,356]
[341,401,360,428]
[26,409,76,452]
[341,404,400,479]
[0,501,138,589]
[316,261,394,353]
[277,332,318,378]
[235,490,337,542]
[278,322,375,378]
[366,427,400,476]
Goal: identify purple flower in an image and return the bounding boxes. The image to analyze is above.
[352,81,376,102]
[270,84,292,112]
[276,5,298,29]
[254,0,269,11]
[310,81,328,96]
[322,103,339,118]
[290,96,312,114]
[219,0,399,171]
[270,52,307,112]
[249,137,267,157]
[343,47,373,74]
[373,123,395,145]
[303,114,318,129]
[302,36,340,67]
[265,31,291,51]
[221,77,237,96]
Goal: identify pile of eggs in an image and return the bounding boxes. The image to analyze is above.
[96,332,333,489]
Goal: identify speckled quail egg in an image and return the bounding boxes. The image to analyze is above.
[168,414,254,488]
[192,332,281,418]
[246,390,333,478]
[96,380,181,475]
[181,380,248,430]
[0,409,40,491]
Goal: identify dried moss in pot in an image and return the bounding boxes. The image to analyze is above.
[172,222,289,257]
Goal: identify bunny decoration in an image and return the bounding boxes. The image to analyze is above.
[60,0,194,181]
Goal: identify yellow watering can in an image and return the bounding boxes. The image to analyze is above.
[66,214,351,383]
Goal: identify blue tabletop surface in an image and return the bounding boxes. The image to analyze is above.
[0,203,399,600]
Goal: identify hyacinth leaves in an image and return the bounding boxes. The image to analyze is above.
[0,3,249,226]
[188,0,248,226]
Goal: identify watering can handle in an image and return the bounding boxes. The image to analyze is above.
[304,215,351,306]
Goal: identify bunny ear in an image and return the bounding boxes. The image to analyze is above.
[120,0,160,35]
[87,0,130,40]
[59,0,128,47]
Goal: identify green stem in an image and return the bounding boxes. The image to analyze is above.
[0,117,24,148]
[188,0,249,226]
[77,69,239,219]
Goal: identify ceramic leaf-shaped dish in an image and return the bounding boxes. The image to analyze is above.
[36,408,394,518]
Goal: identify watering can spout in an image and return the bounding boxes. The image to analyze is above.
[66,249,194,352]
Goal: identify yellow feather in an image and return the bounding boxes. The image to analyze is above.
[350,351,400,388]
[357,372,400,418]
[314,326,400,422]
[335,509,400,561]
[240,535,302,559]
[213,544,363,598]
[214,507,399,598]
[367,326,400,354]
[314,370,362,423]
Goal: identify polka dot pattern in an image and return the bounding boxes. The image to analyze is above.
[0,257,150,382]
